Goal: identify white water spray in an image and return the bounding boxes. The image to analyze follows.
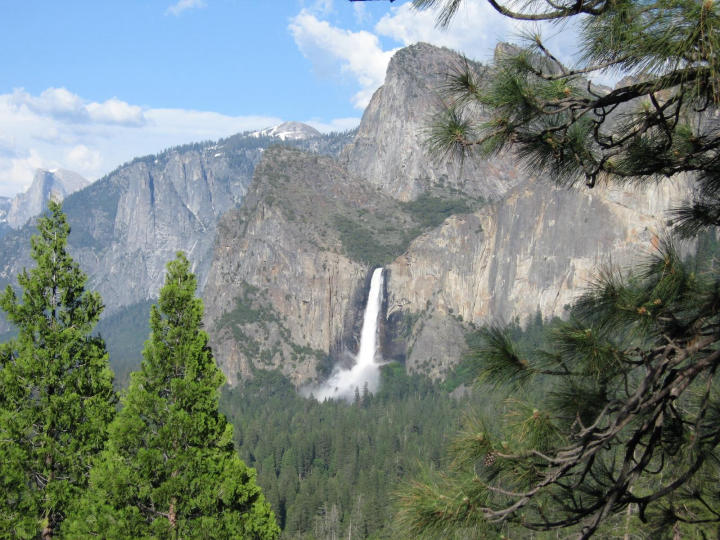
[311,268,384,401]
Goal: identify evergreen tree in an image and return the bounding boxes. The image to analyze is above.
[0,201,116,539]
[64,253,279,539]
[395,0,720,537]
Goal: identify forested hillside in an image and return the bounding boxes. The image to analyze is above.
[220,312,565,539]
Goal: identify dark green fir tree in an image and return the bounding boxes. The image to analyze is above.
[65,253,280,539]
[0,200,116,539]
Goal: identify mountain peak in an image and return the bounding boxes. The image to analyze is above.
[5,168,89,229]
[253,121,321,141]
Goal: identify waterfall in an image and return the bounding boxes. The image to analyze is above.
[311,268,384,401]
[355,267,384,371]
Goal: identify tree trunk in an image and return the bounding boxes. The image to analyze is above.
[42,454,54,539]
[169,497,177,531]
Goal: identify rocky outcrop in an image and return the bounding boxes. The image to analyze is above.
[202,147,423,385]
[385,176,689,378]
[341,43,524,202]
[6,169,88,229]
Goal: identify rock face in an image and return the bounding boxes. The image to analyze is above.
[202,147,422,385]
[385,177,689,377]
[0,130,352,325]
[201,43,688,385]
[341,43,523,202]
[0,42,692,387]
[6,169,88,229]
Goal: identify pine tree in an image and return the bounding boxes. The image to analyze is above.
[64,252,279,539]
[415,0,720,232]
[0,200,116,539]
[396,0,720,537]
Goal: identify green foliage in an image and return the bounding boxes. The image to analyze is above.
[65,253,279,539]
[0,201,116,538]
[333,194,480,266]
[398,243,720,538]
[220,366,481,539]
[418,0,720,230]
[399,193,474,229]
[96,300,154,388]
[400,1,720,536]
[333,215,412,267]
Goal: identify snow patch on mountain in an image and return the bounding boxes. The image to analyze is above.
[251,121,321,141]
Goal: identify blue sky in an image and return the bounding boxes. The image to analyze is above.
[0,0,580,197]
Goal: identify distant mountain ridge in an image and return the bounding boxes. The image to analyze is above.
[0,127,354,331]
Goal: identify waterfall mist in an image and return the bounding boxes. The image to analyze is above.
[305,268,384,402]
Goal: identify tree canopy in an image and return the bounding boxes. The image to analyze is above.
[397,0,720,538]
[65,253,279,539]
[0,201,116,539]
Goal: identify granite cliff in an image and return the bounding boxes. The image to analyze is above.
[202,146,431,385]
[385,177,689,378]
[2,168,88,232]
[0,43,690,387]
[203,43,688,385]
[341,43,523,202]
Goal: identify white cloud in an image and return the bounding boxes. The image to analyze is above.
[288,1,511,111]
[0,88,288,197]
[86,98,145,126]
[11,87,86,121]
[66,145,102,172]
[304,117,360,133]
[375,0,516,62]
[5,150,45,196]
[289,10,397,109]
[165,0,206,17]
[302,0,335,16]
[9,87,147,126]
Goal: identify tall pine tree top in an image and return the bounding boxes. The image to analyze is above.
[0,200,116,539]
[65,252,280,539]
